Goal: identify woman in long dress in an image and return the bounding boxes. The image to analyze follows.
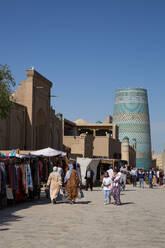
[153,171,157,186]
[112,170,121,205]
[46,166,62,204]
[64,164,80,204]
[159,170,164,186]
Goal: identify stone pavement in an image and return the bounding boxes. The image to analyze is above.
[0,184,165,248]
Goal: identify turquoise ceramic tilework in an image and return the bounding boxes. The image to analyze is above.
[113,88,152,169]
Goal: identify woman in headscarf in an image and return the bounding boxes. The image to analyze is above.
[46,166,62,204]
[112,169,121,205]
[64,163,80,204]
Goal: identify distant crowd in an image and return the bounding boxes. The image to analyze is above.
[85,165,165,206]
[128,167,164,188]
[46,161,164,206]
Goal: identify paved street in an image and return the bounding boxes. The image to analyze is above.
[0,184,165,248]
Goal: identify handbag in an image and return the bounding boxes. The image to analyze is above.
[80,188,84,198]
[78,187,84,199]
[109,184,113,190]
[45,188,50,199]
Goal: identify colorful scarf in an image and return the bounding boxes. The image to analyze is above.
[64,164,73,183]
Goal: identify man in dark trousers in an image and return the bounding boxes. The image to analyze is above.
[85,166,94,191]
[148,169,154,188]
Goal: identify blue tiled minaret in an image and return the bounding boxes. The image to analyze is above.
[113,88,152,169]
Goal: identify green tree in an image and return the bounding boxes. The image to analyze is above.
[0,64,15,119]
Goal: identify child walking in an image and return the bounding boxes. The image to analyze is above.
[102,172,112,205]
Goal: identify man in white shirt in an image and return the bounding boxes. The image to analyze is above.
[130,168,137,187]
[107,166,114,180]
[157,170,160,184]
[120,164,128,190]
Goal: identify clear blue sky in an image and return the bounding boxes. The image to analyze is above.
[1,0,165,153]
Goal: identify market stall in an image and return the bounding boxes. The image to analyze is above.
[30,147,66,157]
[0,148,67,209]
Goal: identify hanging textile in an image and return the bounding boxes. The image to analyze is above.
[26,163,33,190]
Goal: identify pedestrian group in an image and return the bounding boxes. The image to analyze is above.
[46,161,164,206]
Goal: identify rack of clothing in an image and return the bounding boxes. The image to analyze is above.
[0,152,77,208]
[0,157,52,209]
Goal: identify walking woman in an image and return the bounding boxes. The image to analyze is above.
[64,164,80,204]
[46,166,62,204]
[153,171,157,186]
[159,170,164,186]
[112,170,121,205]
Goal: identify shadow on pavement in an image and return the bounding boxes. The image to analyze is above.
[0,195,50,227]
[0,228,10,231]
[55,199,91,205]
[121,202,134,205]
[75,201,91,205]
[0,191,92,227]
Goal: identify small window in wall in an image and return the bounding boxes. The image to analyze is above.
[79,129,93,135]
[96,130,111,136]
